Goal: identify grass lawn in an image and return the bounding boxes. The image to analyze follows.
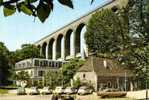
[0,89,8,94]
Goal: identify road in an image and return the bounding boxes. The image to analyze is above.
[0,95,52,100]
[0,95,133,100]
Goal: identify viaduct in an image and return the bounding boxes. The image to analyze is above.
[34,0,128,61]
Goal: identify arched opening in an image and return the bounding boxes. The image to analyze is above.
[75,23,86,56]
[37,45,41,57]
[56,34,63,59]
[37,45,41,49]
[80,25,87,58]
[65,29,73,57]
[48,38,54,59]
[42,42,47,58]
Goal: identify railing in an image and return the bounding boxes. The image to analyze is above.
[15,58,68,70]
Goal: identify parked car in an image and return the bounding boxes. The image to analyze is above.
[17,87,26,95]
[40,86,52,95]
[78,86,93,95]
[98,88,126,98]
[64,87,77,94]
[102,88,119,92]
[28,87,39,95]
[53,86,65,94]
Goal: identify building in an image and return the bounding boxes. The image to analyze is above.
[15,58,67,81]
[74,56,135,91]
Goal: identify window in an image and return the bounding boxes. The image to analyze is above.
[30,71,33,77]
[34,60,39,66]
[54,63,57,68]
[83,74,86,79]
[38,71,44,77]
[22,63,25,67]
[40,61,44,67]
[27,62,31,67]
[48,62,51,67]
[59,62,62,67]
[107,81,112,88]
[51,61,54,67]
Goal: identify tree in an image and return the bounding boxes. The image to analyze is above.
[61,58,84,85]
[0,0,73,23]
[13,71,31,87]
[44,69,62,89]
[85,8,129,57]
[0,42,11,85]
[85,0,149,89]
[14,71,30,81]
[0,0,94,23]
[72,77,81,89]
[44,58,84,88]
[14,44,41,62]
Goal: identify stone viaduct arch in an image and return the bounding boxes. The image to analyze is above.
[65,29,73,57]
[41,42,47,58]
[48,38,54,59]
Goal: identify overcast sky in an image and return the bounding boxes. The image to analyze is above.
[0,0,108,51]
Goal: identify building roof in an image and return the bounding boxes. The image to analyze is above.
[78,56,134,77]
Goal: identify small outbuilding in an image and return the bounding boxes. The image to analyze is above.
[74,56,135,91]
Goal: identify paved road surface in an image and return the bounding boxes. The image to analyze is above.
[0,95,52,100]
[0,95,133,100]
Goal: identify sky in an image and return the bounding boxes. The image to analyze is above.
[0,0,109,51]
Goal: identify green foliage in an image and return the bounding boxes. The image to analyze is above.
[0,42,11,86]
[85,0,149,89]
[37,80,43,88]
[0,89,8,94]
[44,58,84,88]
[14,44,41,62]
[14,71,30,81]
[72,78,81,89]
[37,1,51,22]
[61,58,84,85]
[19,3,33,16]
[44,70,62,89]
[118,44,149,79]
[0,0,94,22]
[58,0,73,8]
[3,5,16,17]
[0,0,75,22]
[0,0,3,5]
[85,8,129,56]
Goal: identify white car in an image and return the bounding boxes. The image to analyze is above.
[78,86,93,95]
[40,86,52,95]
[53,86,65,94]
[29,87,39,95]
[64,87,77,94]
